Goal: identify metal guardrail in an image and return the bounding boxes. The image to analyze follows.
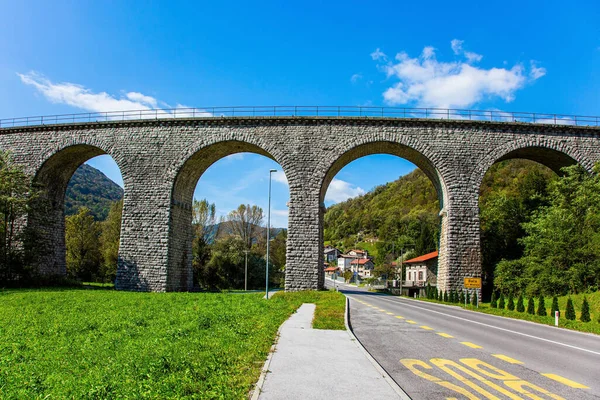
[0,106,599,128]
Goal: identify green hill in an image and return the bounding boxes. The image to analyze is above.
[65,164,124,220]
[324,169,440,259]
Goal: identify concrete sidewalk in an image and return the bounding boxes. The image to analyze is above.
[255,303,406,399]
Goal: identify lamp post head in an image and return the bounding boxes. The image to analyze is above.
[270,169,277,173]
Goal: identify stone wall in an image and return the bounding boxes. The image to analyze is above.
[0,117,598,292]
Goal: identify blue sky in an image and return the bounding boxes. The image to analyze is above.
[2,0,599,227]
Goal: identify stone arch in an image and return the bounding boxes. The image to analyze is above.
[31,142,126,277]
[166,139,291,291]
[316,138,450,290]
[319,141,448,209]
[471,138,593,194]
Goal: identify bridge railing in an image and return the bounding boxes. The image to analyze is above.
[1,106,599,128]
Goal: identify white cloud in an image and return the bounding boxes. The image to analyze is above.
[375,41,544,108]
[350,73,363,83]
[465,51,483,63]
[272,170,288,185]
[325,179,365,203]
[529,61,547,80]
[17,71,213,117]
[370,48,387,61]
[451,39,463,55]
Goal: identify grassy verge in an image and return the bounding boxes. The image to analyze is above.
[0,288,345,399]
[404,291,600,335]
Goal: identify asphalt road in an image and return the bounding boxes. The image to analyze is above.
[326,279,600,400]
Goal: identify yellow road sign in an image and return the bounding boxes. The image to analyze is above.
[464,278,481,289]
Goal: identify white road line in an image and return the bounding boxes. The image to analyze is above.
[348,294,600,357]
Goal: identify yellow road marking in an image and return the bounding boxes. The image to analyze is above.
[395,316,404,319]
[461,342,482,349]
[437,333,453,338]
[420,326,434,330]
[386,312,394,315]
[406,320,417,324]
[491,354,523,364]
[542,374,589,389]
[380,309,388,313]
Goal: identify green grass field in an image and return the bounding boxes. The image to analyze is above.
[0,288,345,399]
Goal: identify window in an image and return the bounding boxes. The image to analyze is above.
[418,271,423,281]
[408,271,412,280]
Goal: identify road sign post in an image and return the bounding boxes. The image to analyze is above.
[464,278,481,307]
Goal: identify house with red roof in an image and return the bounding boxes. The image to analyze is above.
[351,257,375,278]
[403,250,438,287]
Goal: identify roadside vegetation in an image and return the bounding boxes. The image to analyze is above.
[0,288,345,399]
[415,285,600,335]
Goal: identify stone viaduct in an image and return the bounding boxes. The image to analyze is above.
[0,116,599,292]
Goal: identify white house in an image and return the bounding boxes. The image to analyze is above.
[404,251,438,287]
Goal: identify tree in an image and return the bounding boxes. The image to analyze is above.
[507,293,515,311]
[527,296,535,315]
[343,270,353,283]
[490,292,497,308]
[466,291,470,305]
[516,294,525,312]
[192,199,217,285]
[565,297,576,320]
[0,151,39,283]
[99,200,122,282]
[536,294,546,316]
[223,204,264,247]
[580,297,591,322]
[498,293,505,309]
[443,290,448,302]
[459,290,465,304]
[65,207,102,281]
[550,296,559,317]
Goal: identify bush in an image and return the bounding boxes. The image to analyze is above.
[466,291,471,305]
[498,293,505,309]
[550,296,559,317]
[507,293,515,311]
[490,292,497,308]
[459,290,465,304]
[516,294,525,312]
[527,296,535,314]
[565,298,576,320]
[443,290,448,302]
[536,294,546,316]
[454,290,460,304]
[471,291,477,306]
[580,296,591,322]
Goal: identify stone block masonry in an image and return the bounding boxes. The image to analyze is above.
[1,117,599,292]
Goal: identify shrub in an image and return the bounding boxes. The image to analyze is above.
[471,291,477,306]
[466,291,471,305]
[527,296,535,314]
[516,294,525,312]
[498,293,505,309]
[436,289,441,301]
[507,293,515,311]
[536,294,546,316]
[565,298,576,320]
[550,296,559,317]
[580,297,591,322]
[459,290,465,304]
[443,290,448,302]
[454,290,460,304]
[490,292,497,308]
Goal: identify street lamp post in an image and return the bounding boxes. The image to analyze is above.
[266,169,277,299]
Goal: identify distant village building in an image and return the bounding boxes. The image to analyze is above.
[404,251,438,288]
[324,246,341,263]
[351,258,375,278]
